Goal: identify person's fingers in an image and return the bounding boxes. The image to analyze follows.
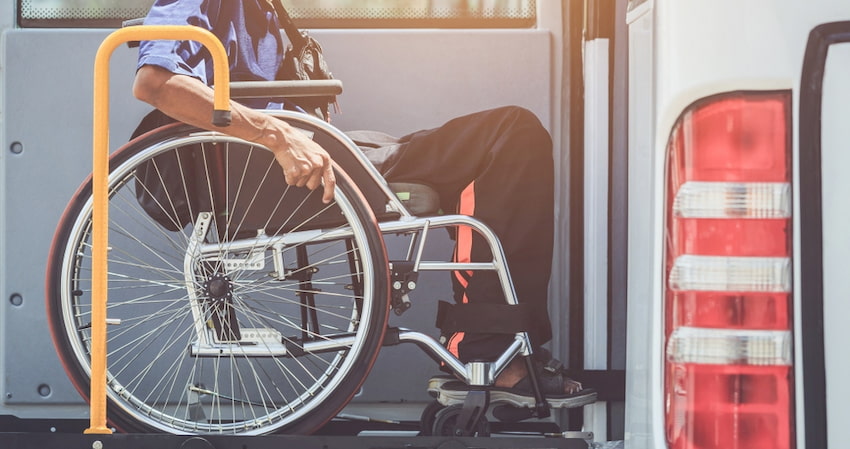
[283,167,295,186]
[321,163,336,204]
[304,165,323,191]
[274,143,334,200]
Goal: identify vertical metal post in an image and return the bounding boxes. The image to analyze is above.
[86,25,231,434]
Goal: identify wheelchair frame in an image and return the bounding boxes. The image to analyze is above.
[48,107,556,437]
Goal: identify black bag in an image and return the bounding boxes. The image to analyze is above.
[272,0,338,120]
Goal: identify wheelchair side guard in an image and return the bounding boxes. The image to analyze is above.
[265,110,414,221]
[388,182,442,216]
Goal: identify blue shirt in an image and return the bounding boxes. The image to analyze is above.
[138,0,285,108]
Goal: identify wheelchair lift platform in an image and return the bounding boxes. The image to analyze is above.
[1,415,595,449]
[3,433,593,449]
[30,26,600,449]
[1,414,596,449]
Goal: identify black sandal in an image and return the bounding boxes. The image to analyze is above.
[433,350,597,409]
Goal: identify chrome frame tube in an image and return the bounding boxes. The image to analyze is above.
[395,330,468,380]
[396,330,528,386]
[199,215,520,306]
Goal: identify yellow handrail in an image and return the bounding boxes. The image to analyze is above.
[87,25,231,435]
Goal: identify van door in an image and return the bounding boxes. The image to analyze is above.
[799,21,850,449]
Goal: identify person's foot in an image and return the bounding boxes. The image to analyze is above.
[494,357,584,395]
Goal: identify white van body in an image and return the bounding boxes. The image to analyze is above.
[626,1,850,448]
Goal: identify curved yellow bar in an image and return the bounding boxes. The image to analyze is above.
[86,25,231,435]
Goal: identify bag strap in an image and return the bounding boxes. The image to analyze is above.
[270,0,307,47]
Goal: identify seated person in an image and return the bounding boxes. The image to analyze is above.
[132,0,595,405]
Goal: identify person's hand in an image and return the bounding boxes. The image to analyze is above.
[270,127,336,204]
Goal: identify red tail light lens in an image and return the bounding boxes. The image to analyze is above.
[664,92,794,449]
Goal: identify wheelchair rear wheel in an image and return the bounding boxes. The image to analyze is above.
[45,123,390,435]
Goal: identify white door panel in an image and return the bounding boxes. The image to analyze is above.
[819,41,850,449]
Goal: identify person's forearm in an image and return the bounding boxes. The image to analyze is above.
[133,65,287,148]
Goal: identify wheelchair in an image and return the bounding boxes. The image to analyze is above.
[45,89,595,436]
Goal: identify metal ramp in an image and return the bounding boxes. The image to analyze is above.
[1,414,597,449]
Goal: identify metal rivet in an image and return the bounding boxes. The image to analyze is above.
[9,142,23,154]
[9,293,23,307]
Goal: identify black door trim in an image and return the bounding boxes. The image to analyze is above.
[799,20,850,449]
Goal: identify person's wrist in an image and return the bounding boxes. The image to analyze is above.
[255,119,291,153]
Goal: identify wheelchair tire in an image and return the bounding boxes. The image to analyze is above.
[45,122,390,435]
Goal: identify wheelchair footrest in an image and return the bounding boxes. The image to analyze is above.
[428,376,597,412]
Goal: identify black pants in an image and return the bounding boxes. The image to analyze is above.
[374,106,555,362]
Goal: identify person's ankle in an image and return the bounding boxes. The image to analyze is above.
[493,359,526,389]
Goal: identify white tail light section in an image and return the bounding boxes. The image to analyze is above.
[669,255,791,293]
[664,92,794,449]
[667,327,792,366]
[673,181,791,219]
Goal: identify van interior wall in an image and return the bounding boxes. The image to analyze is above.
[0,28,555,419]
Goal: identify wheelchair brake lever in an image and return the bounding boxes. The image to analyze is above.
[389,261,417,315]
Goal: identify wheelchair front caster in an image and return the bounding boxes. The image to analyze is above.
[419,400,445,436]
[432,405,490,437]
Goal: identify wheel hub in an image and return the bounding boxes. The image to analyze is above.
[203,274,233,302]
[202,274,240,341]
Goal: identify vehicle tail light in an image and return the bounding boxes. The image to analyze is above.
[664,92,794,449]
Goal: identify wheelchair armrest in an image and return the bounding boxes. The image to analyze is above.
[122,18,146,28]
[228,80,343,99]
